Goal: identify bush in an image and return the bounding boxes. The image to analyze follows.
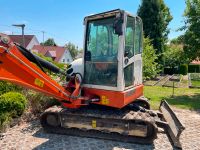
[0,112,11,126]
[0,81,22,95]
[25,91,60,114]
[179,64,188,75]
[0,92,27,117]
[142,37,160,80]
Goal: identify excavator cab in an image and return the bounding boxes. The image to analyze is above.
[83,9,143,91]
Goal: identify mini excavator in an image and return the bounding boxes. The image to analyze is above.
[0,9,184,148]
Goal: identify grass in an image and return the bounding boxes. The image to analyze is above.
[191,80,200,87]
[144,86,200,110]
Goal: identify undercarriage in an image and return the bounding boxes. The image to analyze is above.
[40,100,184,148]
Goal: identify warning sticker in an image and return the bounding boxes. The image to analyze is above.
[92,120,97,128]
[101,95,109,105]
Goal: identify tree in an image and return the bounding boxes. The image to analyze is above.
[137,0,173,65]
[41,38,57,46]
[170,35,184,45]
[142,37,159,79]
[164,44,185,69]
[182,0,200,62]
[64,42,79,59]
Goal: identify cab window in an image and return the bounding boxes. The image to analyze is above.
[125,16,135,58]
[135,18,142,55]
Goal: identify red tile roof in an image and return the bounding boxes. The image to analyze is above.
[191,60,200,65]
[9,35,34,48]
[32,45,66,62]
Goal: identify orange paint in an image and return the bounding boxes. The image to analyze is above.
[83,85,143,109]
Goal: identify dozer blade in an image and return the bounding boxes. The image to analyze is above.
[159,100,185,148]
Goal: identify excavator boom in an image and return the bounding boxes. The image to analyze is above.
[0,33,85,108]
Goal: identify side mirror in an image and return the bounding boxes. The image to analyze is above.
[113,13,124,36]
[124,51,129,57]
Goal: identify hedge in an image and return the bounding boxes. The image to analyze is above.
[188,65,200,73]
[179,64,188,75]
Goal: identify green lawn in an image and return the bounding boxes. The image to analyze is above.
[144,86,200,110]
[191,80,200,87]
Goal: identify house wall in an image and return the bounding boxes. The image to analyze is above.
[26,36,40,50]
[59,50,73,64]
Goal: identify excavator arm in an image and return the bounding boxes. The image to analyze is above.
[0,33,85,108]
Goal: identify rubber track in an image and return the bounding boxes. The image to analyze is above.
[40,106,158,144]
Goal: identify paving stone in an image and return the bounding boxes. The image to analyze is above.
[0,109,200,150]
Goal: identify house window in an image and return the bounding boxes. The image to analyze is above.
[67,59,69,62]
[63,59,65,62]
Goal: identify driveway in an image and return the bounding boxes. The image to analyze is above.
[0,108,200,150]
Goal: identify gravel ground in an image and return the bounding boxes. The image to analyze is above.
[0,108,200,150]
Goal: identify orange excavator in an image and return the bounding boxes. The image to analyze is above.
[0,9,184,148]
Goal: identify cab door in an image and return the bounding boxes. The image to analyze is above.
[124,16,143,89]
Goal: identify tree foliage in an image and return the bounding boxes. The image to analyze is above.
[64,42,79,59]
[142,37,159,79]
[164,43,185,69]
[138,0,173,65]
[41,38,57,46]
[183,0,200,62]
[170,35,184,45]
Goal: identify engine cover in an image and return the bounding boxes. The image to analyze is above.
[66,58,84,82]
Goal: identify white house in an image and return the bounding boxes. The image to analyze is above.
[9,35,39,50]
[32,45,73,64]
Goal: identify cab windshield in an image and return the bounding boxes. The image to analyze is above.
[84,17,119,87]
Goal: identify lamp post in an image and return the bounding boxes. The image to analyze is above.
[12,24,25,47]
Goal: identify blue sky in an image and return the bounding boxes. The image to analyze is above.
[0,0,185,48]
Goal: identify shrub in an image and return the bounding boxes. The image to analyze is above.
[0,81,23,95]
[179,64,188,75]
[142,37,160,80]
[25,91,60,114]
[0,112,11,127]
[0,92,27,117]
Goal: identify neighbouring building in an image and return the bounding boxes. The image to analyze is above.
[9,35,39,50]
[190,59,200,65]
[189,59,200,73]
[32,45,73,64]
